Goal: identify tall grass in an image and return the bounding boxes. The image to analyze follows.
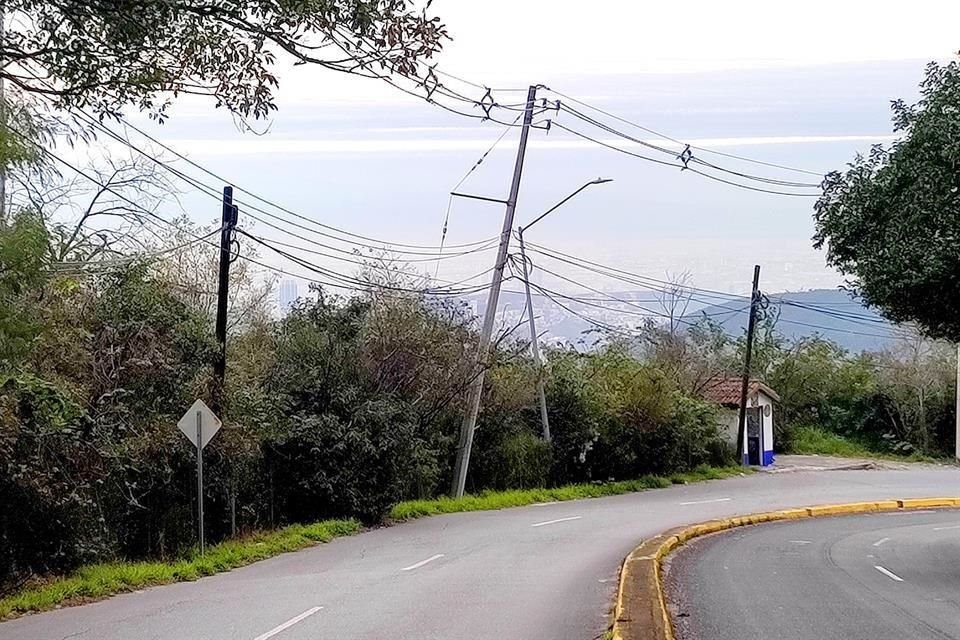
[0,519,360,620]
[789,426,942,463]
[389,465,744,520]
[1,465,746,619]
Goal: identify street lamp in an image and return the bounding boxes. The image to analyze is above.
[517,178,613,442]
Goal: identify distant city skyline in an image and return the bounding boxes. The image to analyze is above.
[277,279,299,316]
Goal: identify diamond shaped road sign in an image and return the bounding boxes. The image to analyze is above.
[177,399,222,450]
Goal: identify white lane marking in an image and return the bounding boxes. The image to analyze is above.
[679,497,731,506]
[874,565,904,582]
[401,554,445,572]
[531,516,582,528]
[253,607,323,640]
[531,501,560,507]
[933,525,960,531]
[789,540,812,545]
[872,537,891,547]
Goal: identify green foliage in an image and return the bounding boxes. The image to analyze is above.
[388,465,745,520]
[789,426,881,458]
[814,60,960,341]
[0,519,359,619]
[0,211,50,365]
[5,0,448,120]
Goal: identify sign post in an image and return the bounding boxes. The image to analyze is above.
[178,399,221,554]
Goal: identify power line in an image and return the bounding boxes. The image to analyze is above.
[522,241,750,303]
[11,125,496,298]
[435,112,522,275]
[552,122,821,198]
[544,86,824,177]
[20,62,505,253]
[239,230,497,296]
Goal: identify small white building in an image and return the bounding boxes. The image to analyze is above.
[701,378,779,467]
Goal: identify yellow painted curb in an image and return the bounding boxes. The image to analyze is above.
[609,497,960,640]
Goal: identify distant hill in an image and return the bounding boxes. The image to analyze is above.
[465,288,899,353]
[681,289,898,352]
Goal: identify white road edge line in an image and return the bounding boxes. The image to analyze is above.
[933,525,960,531]
[531,501,560,507]
[531,516,582,528]
[253,606,323,640]
[401,554,445,572]
[874,565,904,582]
[679,497,732,506]
[872,537,891,547]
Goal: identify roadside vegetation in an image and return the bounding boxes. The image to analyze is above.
[2,4,959,616]
[1,465,743,619]
[0,519,360,619]
[788,427,943,463]
[2,205,955,606]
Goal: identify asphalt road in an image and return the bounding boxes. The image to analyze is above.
[2,466,959,640]
[666,509,960,640]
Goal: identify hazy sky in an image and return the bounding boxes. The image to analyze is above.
[115,1,960,298]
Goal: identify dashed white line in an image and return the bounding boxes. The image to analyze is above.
[933,524,960,531]
[874,565,904,582]
[401,554,445,571]
[253,607,323,640]
[789,540,813,545]
[530,501,560,507]
[679,497,732,506]
[531,516,582,528]
[872,537,891,547]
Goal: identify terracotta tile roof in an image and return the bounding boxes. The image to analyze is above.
[700,377,780,406]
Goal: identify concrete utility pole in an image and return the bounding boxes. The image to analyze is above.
[517,228,551,442]
[955,344,959,462]
[450,84,539,498]
[213,186,238,413]
[513,177,613,443]
[736,265,762,465]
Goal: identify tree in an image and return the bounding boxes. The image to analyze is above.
[2,0,448,121]
[814,60,960,341]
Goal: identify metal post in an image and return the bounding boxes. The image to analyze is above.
[450,84,539,498]
[955,343,959,462]
[518,228,550,441]
[736,265,762,465]
[196,410,205,553]
[213,186,236,413]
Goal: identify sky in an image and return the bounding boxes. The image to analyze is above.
[112,0,960,300]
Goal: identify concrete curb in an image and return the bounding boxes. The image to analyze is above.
[609,497,960,640]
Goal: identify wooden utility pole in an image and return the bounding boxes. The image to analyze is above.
[450,85,539,498]
[213,186,237,413]
[736,265,762,465]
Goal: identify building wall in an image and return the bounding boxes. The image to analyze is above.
[716,390,776,466]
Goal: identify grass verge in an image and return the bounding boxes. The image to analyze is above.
[389,464,745,520]
[789,426,942,463]
[0,519,360,620]
[1,464,746,619]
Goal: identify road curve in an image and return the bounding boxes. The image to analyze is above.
[1,467,959,640]
[666,509,960,640]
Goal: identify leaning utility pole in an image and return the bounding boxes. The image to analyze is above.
[736,265,762,465]
[518,228,550,442]
[955,344,959,462]
[213,186,237,413]
[450,84,539,498]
